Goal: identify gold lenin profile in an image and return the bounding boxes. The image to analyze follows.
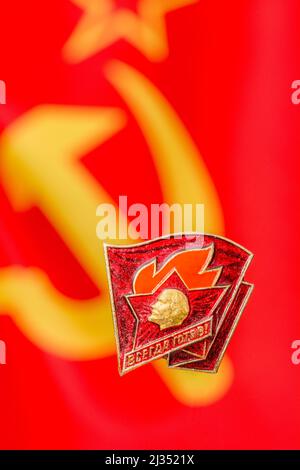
[149,289,190,330]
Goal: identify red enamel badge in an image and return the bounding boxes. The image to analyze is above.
[104,235,253,375]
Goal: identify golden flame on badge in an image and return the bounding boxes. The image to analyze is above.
[150,289,189,330]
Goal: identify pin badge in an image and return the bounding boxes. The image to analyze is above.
[104,234,253,375]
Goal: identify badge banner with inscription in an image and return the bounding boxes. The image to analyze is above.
[104,234,253,375]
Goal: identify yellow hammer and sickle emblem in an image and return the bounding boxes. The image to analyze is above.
[0,61,233,405]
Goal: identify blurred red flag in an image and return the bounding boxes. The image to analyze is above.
[0,0,299,450]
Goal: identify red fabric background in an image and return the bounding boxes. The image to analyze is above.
[0,0,299,449]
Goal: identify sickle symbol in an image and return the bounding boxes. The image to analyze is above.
[0,64,231,404]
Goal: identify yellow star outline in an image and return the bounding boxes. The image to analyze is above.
[63,0,198,63]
